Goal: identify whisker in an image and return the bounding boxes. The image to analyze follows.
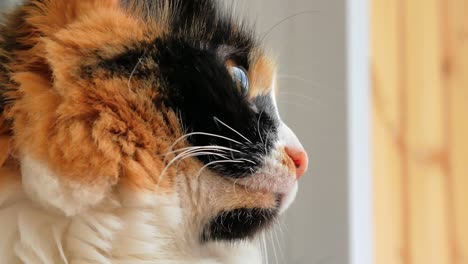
[257,110,265,149]
[269,231,278,264]
[158,149,240,189]
[262,232,269,264]
[127,56,144,90]
[213,116,252,143]
[278,91,329,104]
[263,132,270,155]
[166,131,244,155]
[232,178,241,196]
[172,151,232,171]
[162,145,242,157]
[159,149,228,187]
[159,150,199,181]
[162,146,232,163]
[183,151,229,161]
[256,236,264,264]
[163,147,208,163]
[261,10,320,41]
[179,152,230,162]
[273,228,284,263]
[237,158,257,165]
[195,159,245,179]
[277,74,320,86]
[170,148,231,167]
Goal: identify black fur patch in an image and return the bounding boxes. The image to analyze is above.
[152,38,278,178]
[0,5,47,114]
[201,206,279,242]
[0,95,5,113]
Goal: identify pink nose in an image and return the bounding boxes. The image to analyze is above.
[285,147,308,179]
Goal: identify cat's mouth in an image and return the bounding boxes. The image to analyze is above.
[233,179,298,214]
[199,139,304,242]
[232,174,296,195]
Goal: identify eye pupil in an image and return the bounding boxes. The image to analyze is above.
[231,66,249,96]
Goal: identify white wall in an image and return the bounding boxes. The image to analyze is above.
[346,0,372,264]
[241,1,349,263]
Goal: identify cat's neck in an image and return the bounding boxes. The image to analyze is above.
[0,163,262,264]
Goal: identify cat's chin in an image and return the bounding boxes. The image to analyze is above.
[201,181,298,243]
[201,203,279,243]
[278,181,299,214]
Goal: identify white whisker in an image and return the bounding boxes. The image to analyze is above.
[166,131,244,155]
[163,146,228,163]
[262,232,269,264]
[158,149,230,188]
[195,159,245,179]
[177,152,230,162]
[269,231,278,264]
[232,178,241,196]
[263,132,269,155]
[273,228,284,263]
[162,145,242,157]
[278,91,330,105]
[277,74,320,86]
[127,56,144,90]
[257,110,265,148]
[237,158,257,165]
[213,116,252,143]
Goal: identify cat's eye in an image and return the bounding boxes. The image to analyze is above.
[230,66,249,96]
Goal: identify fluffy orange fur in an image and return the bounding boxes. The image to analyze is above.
[1,0,182,193]
[248,52,277,97]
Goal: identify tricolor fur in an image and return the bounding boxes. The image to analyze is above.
[0,1,308,263]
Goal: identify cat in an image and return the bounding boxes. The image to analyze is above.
[0,0,308,263]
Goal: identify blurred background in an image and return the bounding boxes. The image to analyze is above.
[372,1,468,264]
[1,0,467,264]
[234,0,352,263]
[248,0,468,263]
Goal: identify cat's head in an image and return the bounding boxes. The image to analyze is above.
[0,0,308,243]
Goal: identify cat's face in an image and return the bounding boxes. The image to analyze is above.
[1,0,307,243]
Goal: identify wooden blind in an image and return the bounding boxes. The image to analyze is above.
[372,0,468,263]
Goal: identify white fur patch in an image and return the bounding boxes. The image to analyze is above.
[279,182,298,214]
[203,241,263,264]
[20,154,109,216]
[0,179,263,264]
